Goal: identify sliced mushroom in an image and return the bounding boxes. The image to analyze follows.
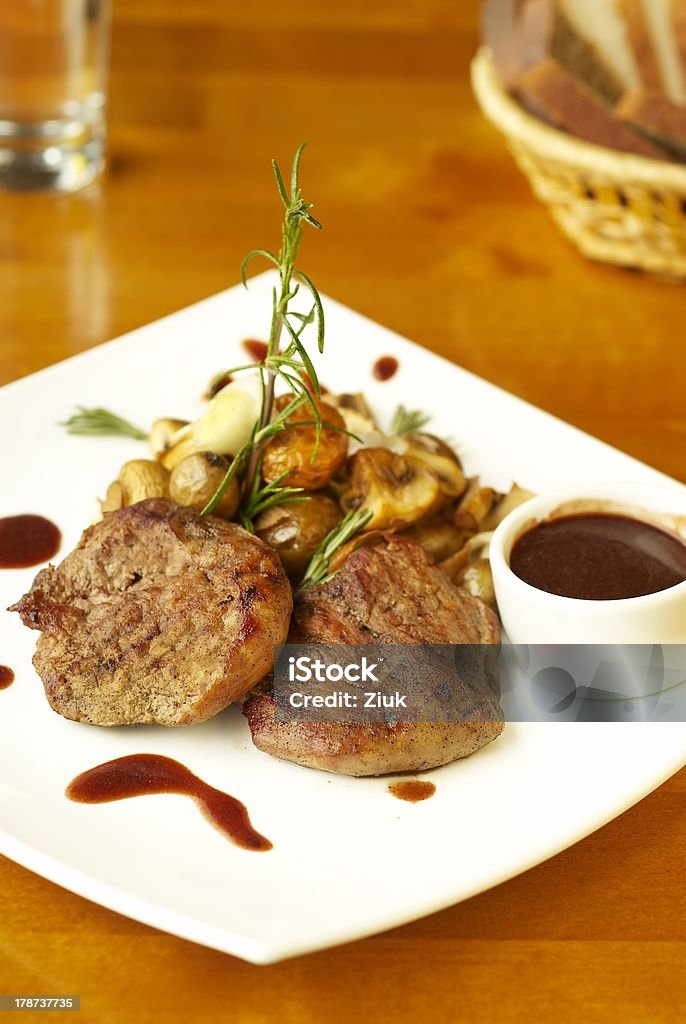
[402,515,467,562]
[453,478,498,532]
[342,447,443,531]
[460,558,496,609]
[482,483,536,531]
[100,460,170,516]
[149,418,189,460]
[398,433,466,500]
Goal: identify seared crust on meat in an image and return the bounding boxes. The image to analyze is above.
[243,535,503,776]
[11,499,292,726]
[244,694,503,776]
[292,534,498,645]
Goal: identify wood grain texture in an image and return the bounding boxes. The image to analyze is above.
[0,1,685,1020]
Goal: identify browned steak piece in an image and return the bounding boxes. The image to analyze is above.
[243,535,503,776]
[11,499,292,726]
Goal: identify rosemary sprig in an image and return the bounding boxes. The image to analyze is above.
[238,468,307,532]
[201,392,306,517]
[390,405,431,436]
[203,143,325,518]
[60,406,147,440]
[295,508,373,595]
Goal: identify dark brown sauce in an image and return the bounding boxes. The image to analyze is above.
[243,338,269,362]
[0,666,15,690]
[510,512,686,601]
[373,356,399,382]
[205,371,233,400]
[389,780,436,803]
[66,754,272,852]
[0,515,61,569]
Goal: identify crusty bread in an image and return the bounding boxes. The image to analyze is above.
[559,0,641,92]
[515,57,668,157]
[484,0,686,165]
[638,0,686,103]
[484,0,643,103]
[482,0,527,88]
[674,0,686,89]
[531,0,624,102]
[617,87,686,158]
[620,0,663,93]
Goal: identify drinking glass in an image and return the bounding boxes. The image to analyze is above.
[0,0,110,192]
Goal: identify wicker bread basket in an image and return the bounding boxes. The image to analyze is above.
[472,47,686,277]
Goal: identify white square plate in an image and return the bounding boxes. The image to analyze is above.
[1,272,685,964]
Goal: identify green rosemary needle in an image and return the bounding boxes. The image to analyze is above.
[203,142,325,518]
[295,508,373,595]
[390,405,431,436]
[60,406,148,440]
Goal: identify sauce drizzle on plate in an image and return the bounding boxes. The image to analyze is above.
[242,339,269,362]
[0,515,61,569]
[0,666,15,690]
[388,780,436,803]
[373,356,399,381]
[66,754,272,852]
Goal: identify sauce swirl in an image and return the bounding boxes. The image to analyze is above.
[0,515,61,569]
[510,513,686,601]
[242,339,269,362]
[66,754,272,852]
[388,780,436,802]
[373,356,399,381]
[0,666,15,690]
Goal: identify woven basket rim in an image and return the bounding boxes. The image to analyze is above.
[471,47,686,190]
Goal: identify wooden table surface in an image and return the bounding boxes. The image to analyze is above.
[1,2,685,1021]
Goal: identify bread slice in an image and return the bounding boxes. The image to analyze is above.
[482,0,524,88]
[620,0,663,92]
[484,0,631,103]
[515,57,668,158]
[527,0,625,102]
[558,0,641,93]
[621,0,686,102]
[617,87,686,159]
[674,0,686,91]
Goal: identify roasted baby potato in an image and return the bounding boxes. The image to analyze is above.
[261,395,348,490]
[399,433,466,500]
[254,493,342,579]
[169,451,240,519]
[342,448,443,531]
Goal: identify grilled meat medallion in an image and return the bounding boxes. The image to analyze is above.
[243,535,503,776]
[11,499,292,726]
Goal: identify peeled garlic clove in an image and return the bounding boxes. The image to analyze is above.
[192,375,262,456]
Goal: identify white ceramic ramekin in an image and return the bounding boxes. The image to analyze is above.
[490,481,686,646]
